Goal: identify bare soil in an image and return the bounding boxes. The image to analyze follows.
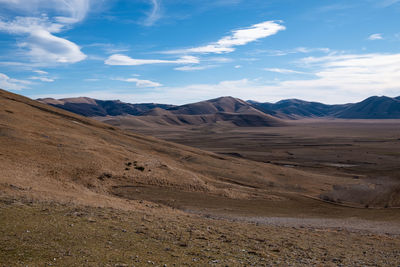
[111,118,400,208]
[2,90,400,265]
[1,197,400,266]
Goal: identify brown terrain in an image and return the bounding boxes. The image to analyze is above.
[2,89,400,266]
[110,119,400,209]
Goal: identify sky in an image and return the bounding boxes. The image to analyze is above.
[0,0,400,104]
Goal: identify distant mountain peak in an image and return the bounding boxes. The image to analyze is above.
[38,94,400,120]
[38,97,175,117]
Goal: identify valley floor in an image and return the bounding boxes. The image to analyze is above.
[112,119,400,208]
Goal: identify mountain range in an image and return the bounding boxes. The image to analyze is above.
[37,97,175,117]
[38,95,400,127]
[249,96,400,119]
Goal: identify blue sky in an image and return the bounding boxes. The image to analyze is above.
[0,0,400,104]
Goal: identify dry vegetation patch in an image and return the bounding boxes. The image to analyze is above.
[1,197,400,266]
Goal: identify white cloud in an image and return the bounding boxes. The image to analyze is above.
[0,1,89,64]
[105,54,199,66]
[264,68,305,74]
[253,47,331,56]
[54,52,400,104]
[23,27,86,63]
[53,0,91,24]
[115,77,162,88]
[165,20,285,54]
[296,53,400,93]
[29,76,54,82]
[174,65,216,71]
[143,0,161,26]
[204,57,232,63]
[0,73,31,90]
[234,65,241,68]
[368,33,383,40]
[33,70,48,75]
[84,43,130,54]
[0,0,91,24]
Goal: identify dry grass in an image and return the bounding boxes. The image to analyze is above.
[1,197,400,266]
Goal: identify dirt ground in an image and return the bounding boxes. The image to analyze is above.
[114,119,400,208]
[2,90,400,266]
[1,197,400,267]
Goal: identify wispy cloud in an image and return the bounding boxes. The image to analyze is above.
[114,77,162,87]
[29,76,55,82]
[252,47,331,56]
[379,0,400,7]
[264,68,306,74]
[0,0,90,64]
[284,53,400,95]
[314,3,355,13]
[174,65,216,71]
[72,52,400,104]
[85,43,130,54]
[0,72,31,90]
[165,20,285,54]
[29,69,55,82]
[143,0,162,26]
[105,54,199,66]
[84,78,99,82]
[368,33,383,40]
[33,70,48,75]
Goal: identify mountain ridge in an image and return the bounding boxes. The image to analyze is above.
[38,95,400,122]
[40,96,285,127]
[38,97,175,117]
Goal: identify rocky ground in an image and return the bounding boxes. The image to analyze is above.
[1,196,399,266]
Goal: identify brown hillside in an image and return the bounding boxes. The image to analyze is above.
[2,89,399,212]
[0,89,331,207]
[103,97,285,127]
[167,96,256,115]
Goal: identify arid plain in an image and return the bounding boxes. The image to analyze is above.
[99,115,400,210]
[1,89,400,266]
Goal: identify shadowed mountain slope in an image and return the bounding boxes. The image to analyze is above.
[167,96,260,115]
[250,96,400,119]
[249,99,337,119]
[334,96,400,119]
[38,97,175,117]
[40,96,285,127]
[148,96,284,126]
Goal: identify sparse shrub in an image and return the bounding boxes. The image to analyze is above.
[98,172,112,180]
[135,166,145,172]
